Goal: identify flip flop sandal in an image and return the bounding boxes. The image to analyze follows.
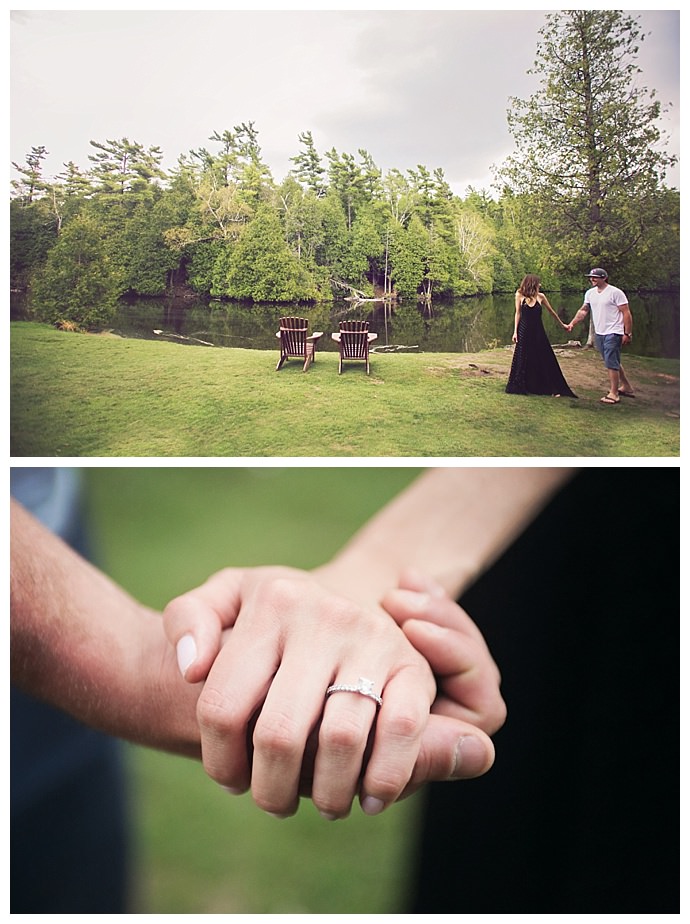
[600,395,620,404]
[618,390,636,398]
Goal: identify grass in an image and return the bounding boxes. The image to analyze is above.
[11,321,680,457]
[83,467,425,914]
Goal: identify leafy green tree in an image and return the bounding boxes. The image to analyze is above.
[325,149,375,230]
[289,131,327,197]
[54,161,92,199]
[388,216,427,298]
[88,137,166,195]
[317,189,353,286]
[190,125,274,207]
[499,10,678,284]
[382,169,418,226]
[185,241,224,294]
[449,200,496,294]
[11,146,49,203]
[10,151,89,288]
[117,197,181,295]
[10,198,58,290]
[408,165,454,229]
[212,205,318,302]
[30,214,121,326]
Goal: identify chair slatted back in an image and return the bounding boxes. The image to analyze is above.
[339,320,369,359]
[279,317,309,358]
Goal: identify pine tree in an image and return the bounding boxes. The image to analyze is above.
[499,10,677,280]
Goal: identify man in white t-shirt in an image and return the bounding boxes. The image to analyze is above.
[566,268,635,404]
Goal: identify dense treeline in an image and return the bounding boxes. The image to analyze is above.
[10,11,679,328]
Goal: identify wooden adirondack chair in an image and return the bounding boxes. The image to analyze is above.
[331,320,378,374]
[275,317,323,372]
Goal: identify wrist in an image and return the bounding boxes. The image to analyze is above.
[134,607,202,756]
[312,559,390,611]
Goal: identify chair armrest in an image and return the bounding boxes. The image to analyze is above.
[308,332,324,341]
[367,333,378,342]
[330,333,341,343]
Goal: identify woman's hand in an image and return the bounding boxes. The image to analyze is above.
[163,566,439,820]
[164,568,505,817]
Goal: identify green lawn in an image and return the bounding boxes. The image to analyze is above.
[11,322,680,457]
[84,467,425,913]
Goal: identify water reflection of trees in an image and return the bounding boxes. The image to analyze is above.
[109,291,679,358]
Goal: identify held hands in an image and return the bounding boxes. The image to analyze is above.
[163,567,504,819]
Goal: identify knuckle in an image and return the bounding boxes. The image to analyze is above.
[319,713,369,754]
[381,707,422,744]
[366,762,411,801]
[196,685,243,736]
[252,710,303,762]
[484,698,508,735]
[255,575,303,612]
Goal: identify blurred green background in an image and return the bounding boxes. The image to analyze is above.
[83,466,426,913]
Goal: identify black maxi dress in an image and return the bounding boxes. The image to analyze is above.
[405,468,679,914]
[505,300,577,397]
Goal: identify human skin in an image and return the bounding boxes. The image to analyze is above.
[567,277,634,399]
[163,468,576,819]
[512,288,568,343]
[10,494,499,818]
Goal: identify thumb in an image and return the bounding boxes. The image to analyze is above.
[398,714,495,801]
[162,567,244,683]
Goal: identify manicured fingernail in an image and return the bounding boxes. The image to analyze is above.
[319,811,339,822]
[176,634,197,677]
[361,796,385,816]
[452,735,487,778]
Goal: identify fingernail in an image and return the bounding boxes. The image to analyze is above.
[319,811,340,822]
[361,796,385,816]
[452,735,487,778]
[176,634,197,677]
[220,785,246,796]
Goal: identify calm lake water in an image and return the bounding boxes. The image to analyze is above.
[14,291,680,359]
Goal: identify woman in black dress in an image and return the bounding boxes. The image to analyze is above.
[506,274,576,397]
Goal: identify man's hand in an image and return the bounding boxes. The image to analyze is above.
[163,566,499,819]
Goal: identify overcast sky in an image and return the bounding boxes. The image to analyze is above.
[10,8,680,197]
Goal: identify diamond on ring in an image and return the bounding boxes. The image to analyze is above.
[325,676,383,708]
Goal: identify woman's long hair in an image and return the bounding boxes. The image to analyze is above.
[518,274,541,299]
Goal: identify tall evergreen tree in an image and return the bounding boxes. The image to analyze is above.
[289,131,327,197]
[11,146,49,203]
[29,213,121,326]
[498,10,677,282]
[88,138,166,195]
[212,205,317,302]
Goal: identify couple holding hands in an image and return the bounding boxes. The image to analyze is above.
[11,468,571,822]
